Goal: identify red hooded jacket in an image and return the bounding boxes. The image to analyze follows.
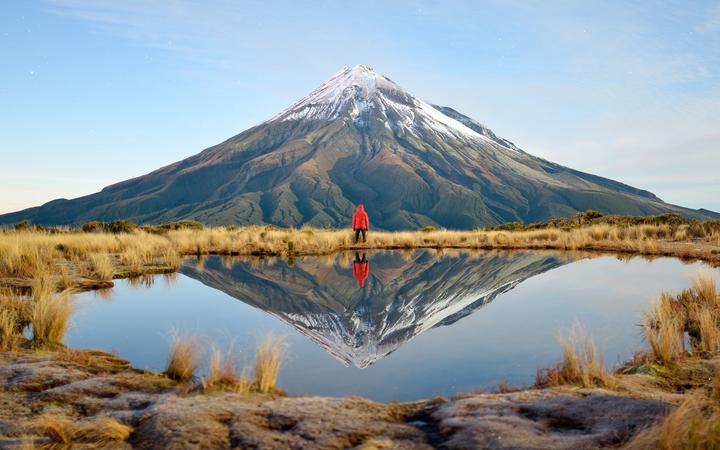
[353,260,369,287]
[352,204,369,230]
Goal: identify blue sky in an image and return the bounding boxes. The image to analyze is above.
[1,0,719,214]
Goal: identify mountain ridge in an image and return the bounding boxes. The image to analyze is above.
[1,64,715,229]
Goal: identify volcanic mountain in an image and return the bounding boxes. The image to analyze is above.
[2,64,714,229]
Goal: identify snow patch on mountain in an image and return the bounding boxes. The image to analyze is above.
[267,64,516,150]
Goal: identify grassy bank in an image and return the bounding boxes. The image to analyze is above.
[1,213,719,291]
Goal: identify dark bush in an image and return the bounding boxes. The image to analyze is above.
[494,222,525,232]
[583,209,604,220]
[484,212,710,232]
[81,220,138,233]
[82,221,105,232]
[106,220,138,233]
[14,220,32,231]
[165,220,204,231]
[142,220,205,234]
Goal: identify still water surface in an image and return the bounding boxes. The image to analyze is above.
[66,250,718,401]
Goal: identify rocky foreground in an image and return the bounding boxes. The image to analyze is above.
[0,350,676,449]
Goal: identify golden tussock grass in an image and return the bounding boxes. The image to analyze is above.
[691,270,719,307]
[643,271,720,362]
[35,413,132,444]
[254,336,286,393]
[1,222,719,289]
[58,264,72,289]
[643,293,686,364]
[196,338,287,394]
[120,247,146,274]
[692,306,720,353]
[75,415,134,443]
[0,288,30,351]
[536,324,616,389]
[0,308,18,351]
[712,360,720,401]
[30,275,73,347]
[164,334,200,382]
[623,392,720,450]
[201,344,252,393]
[35,413,75,444]
[162,247,182,271]
[87,252,114,281]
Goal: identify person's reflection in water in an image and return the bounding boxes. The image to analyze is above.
[352,252,369,287]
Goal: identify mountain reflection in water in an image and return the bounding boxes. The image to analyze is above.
[181,250,574,368]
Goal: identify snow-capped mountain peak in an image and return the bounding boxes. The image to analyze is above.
[269,64,399,122]
[268,64,489,142]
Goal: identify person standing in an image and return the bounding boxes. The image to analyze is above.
[352,204,369,244]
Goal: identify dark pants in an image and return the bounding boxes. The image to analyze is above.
[354,228,367,243]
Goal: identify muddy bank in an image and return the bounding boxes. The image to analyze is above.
[0,350,673,449]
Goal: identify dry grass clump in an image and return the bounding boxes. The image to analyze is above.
[87,252,114,280]
[536,324,615,389]
[162,248,182,271]
[643,293,686,364]
[624,392,720,450]
[58,264,73,288]
[0,308,17,351]
[197,338,287,394]
[30,275,73,347]
[164,334,200,382]
[35,413,75,444]
[254,336,286,393]
[692,306,720,353]
[0,234,57,278]
[201,345,252,393]
[691,271,718,306]
[0,289,31,351]
[76,415,134,444]
[120,247,145,274]
[712,361,720,401]
[35,413,132,445]
[643,271,720,363]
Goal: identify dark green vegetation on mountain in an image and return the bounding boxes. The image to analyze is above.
[1,65,715,230]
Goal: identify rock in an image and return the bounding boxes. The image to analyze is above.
[433,388,671,449]
[0,351,674,449]
[0,359,89,392]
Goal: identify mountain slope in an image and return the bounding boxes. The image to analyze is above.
[1,64,714,229]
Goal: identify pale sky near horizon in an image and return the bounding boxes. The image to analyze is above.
[1,0,719,215]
